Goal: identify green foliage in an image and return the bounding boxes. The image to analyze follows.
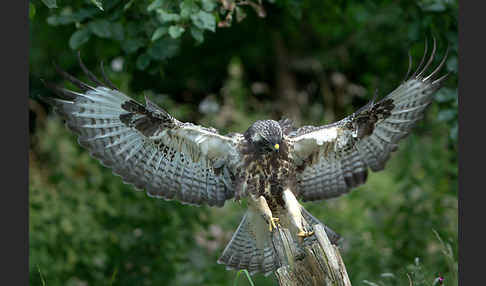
[90,0,104,11]
[30,118,209,285]
[234,270,256,286]
[29,2,36,19]
[41,0,57,9]
[361,231,457,286]
[69,27,91,50]
[30,0,457,285]
[40,0,268,71]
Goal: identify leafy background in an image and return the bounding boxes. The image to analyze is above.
[29,0,458,285]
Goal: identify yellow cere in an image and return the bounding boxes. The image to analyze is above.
[274,143,280,150]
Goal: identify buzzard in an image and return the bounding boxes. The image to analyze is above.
[44,40,449,276]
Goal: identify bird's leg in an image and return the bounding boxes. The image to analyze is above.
[282,188,314,240]
[249,195,279,232]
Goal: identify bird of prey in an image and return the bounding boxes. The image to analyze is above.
[43,40,449,276]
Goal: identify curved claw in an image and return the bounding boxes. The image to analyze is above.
[297,230,315,238]
[269,217,280,232]
[297,230,315,244]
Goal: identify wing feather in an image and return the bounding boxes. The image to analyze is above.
[290,41,450,201]
[44,58,241,207]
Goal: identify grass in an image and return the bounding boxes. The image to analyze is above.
[37,265,46,286]
[109,267,118,286]
[234,269,255,286]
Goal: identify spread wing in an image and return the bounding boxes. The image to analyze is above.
[43,55,242,207]
[289,40,450,202]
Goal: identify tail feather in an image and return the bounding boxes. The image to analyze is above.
[217,212,278,276]
[300,207,341,245]
[218,209,341,276]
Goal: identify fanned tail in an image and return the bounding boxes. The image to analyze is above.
[217,212,278,276]
[217,209,340,276]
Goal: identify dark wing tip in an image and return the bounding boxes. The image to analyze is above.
[52,61,93,91]
[77,52,119,90]
[410,37,429,79]
[406,37,449,84]
[415,36,437,79]
[100,60,118,90]
[423,43,450,83]
[77,51,106,87]
[402,50,413,83]
[46,54,121,103]
[41,79,77,101]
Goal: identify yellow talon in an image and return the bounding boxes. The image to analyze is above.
[269,217,280,232]
[297,230,315,238]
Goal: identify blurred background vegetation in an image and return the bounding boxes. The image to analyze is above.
[29,0,458,285]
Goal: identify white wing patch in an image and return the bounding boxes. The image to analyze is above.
[290,126,339,164]
[301,126,338,145]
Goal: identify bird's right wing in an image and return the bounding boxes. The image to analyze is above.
[289,40,450,201]
[44,55,242,207]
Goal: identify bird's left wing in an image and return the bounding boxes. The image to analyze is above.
[289,40,450,202]
[43,56,241,207]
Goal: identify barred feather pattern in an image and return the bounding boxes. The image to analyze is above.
[290,40,450,201]
[45,65,240,207]
[299,207,341,245]
[217,207,340,276]
[218,212,278,276]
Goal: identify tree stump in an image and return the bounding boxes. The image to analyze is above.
[272,224,352,286]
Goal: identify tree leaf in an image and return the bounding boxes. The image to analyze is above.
[47,15,76,26]
[191,10,216,32]
[435,87,457,103]
[168,25,185,39]
[88,20,112,38]
[235,7,247,22]
[424,3,446,12]
[420,0,448,12]
[446,56,457,73]
[180,1,200,18]
[450,122,458,141]
[147,38,180,60]
[125,22,144,37]
[69,28,92,50]
[136,53,151,70]
[124,0,135,11]
[201,0,217,12]
[437,109,457,121]
[111,22,124,41]
[41,0,57,9]
[122,38,145,54]
[47,8,99,26]
[90,0,104,11]
[29,3,36,20]
[147,0,165,12]
[190,27,204,43]
[151,27,169,42]
[156,9,181,23]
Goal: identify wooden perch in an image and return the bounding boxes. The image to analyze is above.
[272,224,352,286]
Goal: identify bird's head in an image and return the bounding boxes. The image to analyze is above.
[244,120,283,154]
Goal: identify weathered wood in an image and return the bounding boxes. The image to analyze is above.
[273,224,352,286]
